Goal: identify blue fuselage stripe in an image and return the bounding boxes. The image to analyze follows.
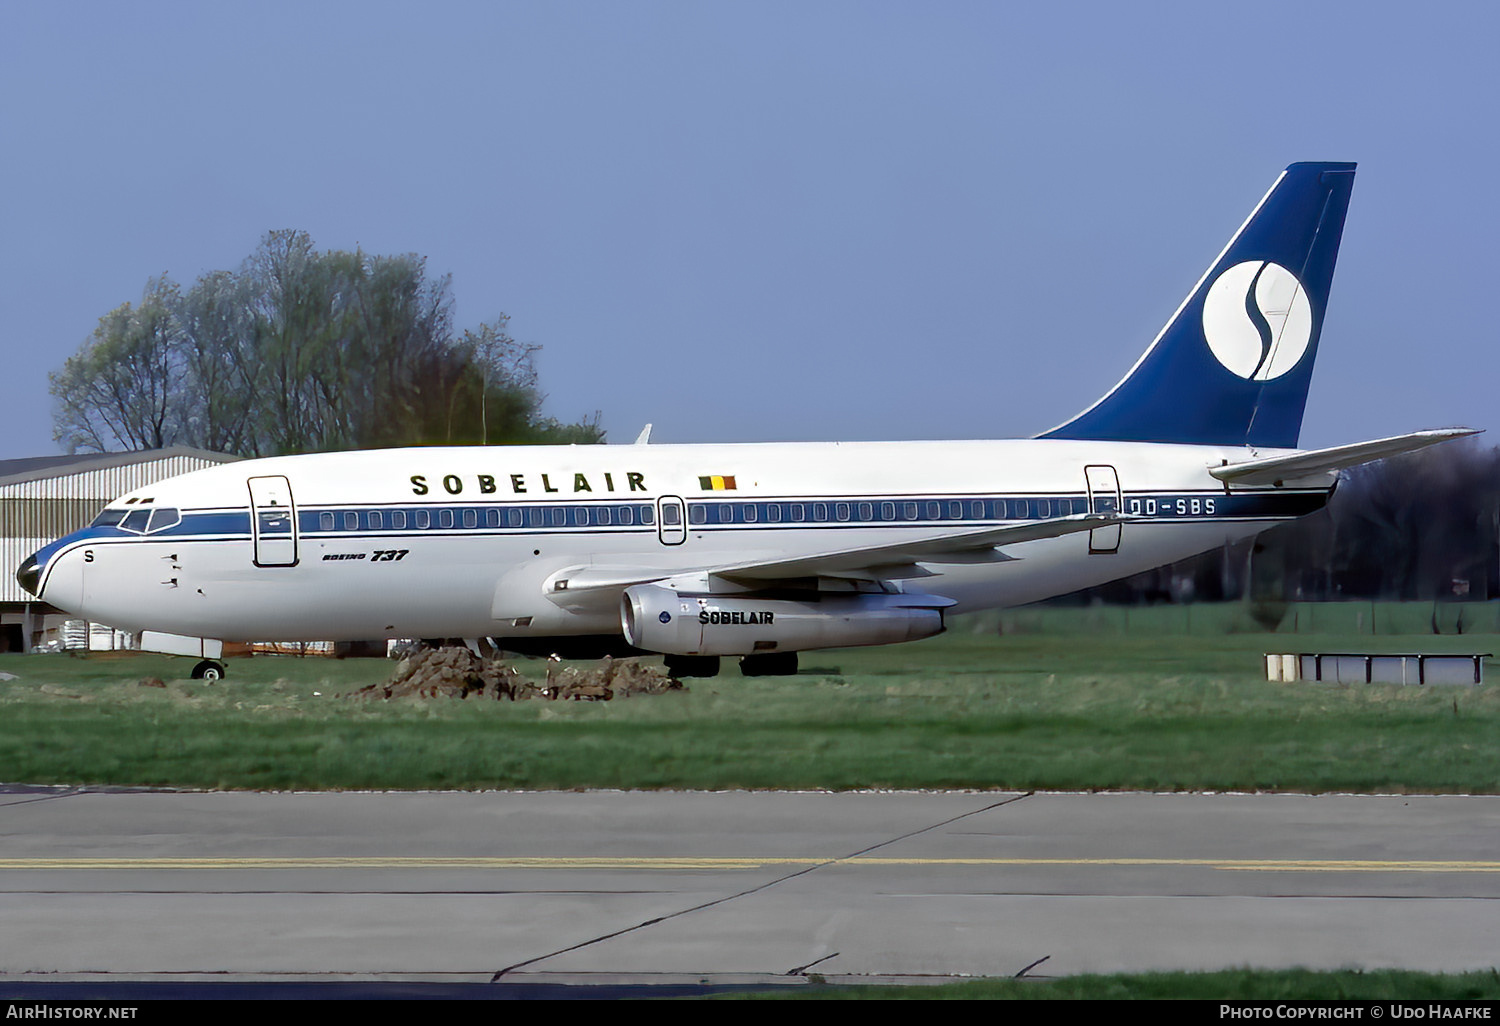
[68,489,1327,545]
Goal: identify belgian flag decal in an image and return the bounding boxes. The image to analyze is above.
[698,475,737,491]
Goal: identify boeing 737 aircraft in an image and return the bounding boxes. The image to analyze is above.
[16,162,1474,678]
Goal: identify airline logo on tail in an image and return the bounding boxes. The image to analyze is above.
[1202,260,1312,381]
[1041,162,1356,448]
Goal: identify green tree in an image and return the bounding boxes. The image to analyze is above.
[50,232,602,456]
[52,277,185,453]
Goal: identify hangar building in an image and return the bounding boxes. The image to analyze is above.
[0,447,238,651]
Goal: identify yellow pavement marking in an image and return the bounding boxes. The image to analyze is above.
[0,856,1497,873]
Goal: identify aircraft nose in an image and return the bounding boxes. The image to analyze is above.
[15,554,40,598]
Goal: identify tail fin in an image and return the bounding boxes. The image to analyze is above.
[1041,162,1356,448]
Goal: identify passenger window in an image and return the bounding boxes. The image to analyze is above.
[506,509,521,528]
[439,509,454,529]
[743,504,757,523]
[858,502,872,521]
[791,504,805,522]
[881,502,895,520]
[320,512,335,531]
[640,505,654,525]
[619,506,634,526]
[463,509,477,529]
[835,503,850,522]
[813,503,828,522]
[369,510,383,530]
[344,512,359,531]
[415,510,431,529]
[392,510,408,530]
[903,503,917,520]
[689,504,706,525]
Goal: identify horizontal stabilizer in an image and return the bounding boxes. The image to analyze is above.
[1209,428,1480,486]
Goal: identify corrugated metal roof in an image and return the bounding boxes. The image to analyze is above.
[0,454,111,480]
[0,447,238,488]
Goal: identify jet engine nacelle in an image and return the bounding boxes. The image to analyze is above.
[621,583,947,656]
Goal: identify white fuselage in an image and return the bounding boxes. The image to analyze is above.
[25,438,1326,646]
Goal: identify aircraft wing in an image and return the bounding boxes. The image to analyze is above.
[710,512,1129,581]
[1209,428,1479,487]
[549,512,1130,597]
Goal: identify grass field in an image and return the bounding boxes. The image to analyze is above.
[3,611,1499,792]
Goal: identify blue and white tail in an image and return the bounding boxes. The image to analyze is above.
[1041,162,1356,449]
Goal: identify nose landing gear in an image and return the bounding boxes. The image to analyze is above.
[190,659,226,682]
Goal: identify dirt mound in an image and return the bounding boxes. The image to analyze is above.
[345,648,684,702]
[348,646,522,700]
[542,655,684,700]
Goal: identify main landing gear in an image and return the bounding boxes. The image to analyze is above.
[664,654,720,678]
[662,653,801,678]
[738,652,798,677]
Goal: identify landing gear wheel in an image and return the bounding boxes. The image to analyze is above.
[739,652,799,677]
[191,659,226,682]
[664,655,721,678]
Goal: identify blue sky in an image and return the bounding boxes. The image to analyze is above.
[3,1,1496,457]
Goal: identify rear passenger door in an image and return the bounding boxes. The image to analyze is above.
[1084,465,1121,554]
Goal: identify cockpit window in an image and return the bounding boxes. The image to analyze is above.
[146,508,181,533]
[113,507,181,535]
[91,509,128,528]
[120,509,152,534]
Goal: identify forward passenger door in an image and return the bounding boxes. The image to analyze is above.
[248,475,299,567]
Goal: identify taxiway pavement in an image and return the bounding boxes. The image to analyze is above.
[1,789,1496,987]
